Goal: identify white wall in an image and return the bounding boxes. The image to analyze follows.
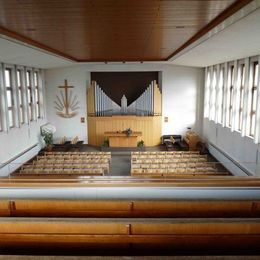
[44,63,204,144]
[203,119,260,176]
[0,119,46,176]
[162,65,204,135]
[44,66,89,143]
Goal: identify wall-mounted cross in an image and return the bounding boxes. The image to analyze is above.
[59,79,74,115]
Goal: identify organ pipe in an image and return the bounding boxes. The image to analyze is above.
[92,80,160,116]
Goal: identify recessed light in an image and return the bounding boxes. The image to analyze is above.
[26,28,36,32]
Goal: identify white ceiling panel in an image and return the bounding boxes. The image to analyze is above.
[0,37,74,68]
[170,6,260,67]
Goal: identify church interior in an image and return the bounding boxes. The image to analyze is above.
[0,0,260,258]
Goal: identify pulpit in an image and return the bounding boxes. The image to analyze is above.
[105,131,142,147]
[184,131,200,151]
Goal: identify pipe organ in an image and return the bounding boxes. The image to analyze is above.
[90,80,161,117]
[87,80,162,146]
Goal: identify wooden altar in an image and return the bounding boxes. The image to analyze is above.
[105,131,142,147]
[87,116,161,146]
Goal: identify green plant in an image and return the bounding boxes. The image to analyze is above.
[42,131,53,147]
[137,140,144,147]
[102,138,109,147]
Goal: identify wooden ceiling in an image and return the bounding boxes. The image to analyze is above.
[0,0,252,62]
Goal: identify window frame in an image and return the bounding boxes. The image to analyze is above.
[217,65,225,124]
[204,68,211,118]
[210,66,217,122]
[4,66,16,129]
[34,70,41,119]
[16,68,25,125]
[248,61,258,137]
[226,63,235,128]
[236,63,245,132]
[26,69,35,122]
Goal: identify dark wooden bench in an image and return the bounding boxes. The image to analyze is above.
[0,199,259,218]
[0,217,260,251]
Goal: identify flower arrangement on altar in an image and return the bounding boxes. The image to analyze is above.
[123,128,132,137]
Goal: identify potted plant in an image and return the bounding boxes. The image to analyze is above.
[137,140,145,150]
[101,138,109,151]
[42,131,53,151]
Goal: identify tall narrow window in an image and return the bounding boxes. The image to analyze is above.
[204,70,211,118]
[34,71,40,118]
[226,65,234,127]
[210,68,217,121]
[248,62,258,137]
[237,64,245,131]
[26,70,33,121]
[17,69,24,124]
[0,101,2,131]
[5,68,15,128]
[218,67,224,123]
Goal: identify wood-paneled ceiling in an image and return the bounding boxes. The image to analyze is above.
[0,0,252,62]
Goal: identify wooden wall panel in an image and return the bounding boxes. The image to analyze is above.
[87,83,95,116]
[87,116,162,146]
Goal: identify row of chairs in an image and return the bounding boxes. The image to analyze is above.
[41,155,111,160]
[131,168,228,176]
[131,151,200,155]
[131,151,228,177]
[132,162,216,169]
[131,157,207,164]
[131,154,207,159]
[36,158,109,164]
[21,163,108,174]
[43,152,111,161]
[18,151,112,176]
[19,168,104,175]
[44,151,111,156]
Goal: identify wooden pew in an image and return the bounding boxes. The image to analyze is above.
[2,199,260,218]
[0,217,260,251]
[2,175,260,187]
[0,200,10,217]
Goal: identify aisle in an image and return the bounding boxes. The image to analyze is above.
[109,152,131,176]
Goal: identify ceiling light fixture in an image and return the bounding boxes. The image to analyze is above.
[26,28,36,32]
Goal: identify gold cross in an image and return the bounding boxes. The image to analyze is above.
[59,79,74,115]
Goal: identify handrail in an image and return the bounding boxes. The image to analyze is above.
[0,144,38,169]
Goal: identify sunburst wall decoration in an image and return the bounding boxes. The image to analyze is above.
[54,79,79,118]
